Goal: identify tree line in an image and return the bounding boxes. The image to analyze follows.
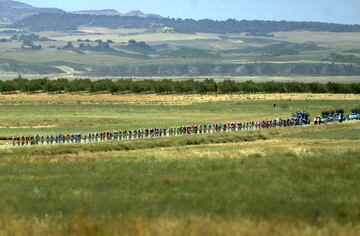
[87,63,360,77]
[13,13,360,34]
[0,78,359,94]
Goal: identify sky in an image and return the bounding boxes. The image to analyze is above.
[20,0,360,24]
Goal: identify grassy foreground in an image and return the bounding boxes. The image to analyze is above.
[0,122,360,235]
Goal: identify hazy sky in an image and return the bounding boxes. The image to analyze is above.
[20,0,360,24]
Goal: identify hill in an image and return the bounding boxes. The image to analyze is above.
[0,0,64,22]
[11,13,360,33]
[0,0,161,23]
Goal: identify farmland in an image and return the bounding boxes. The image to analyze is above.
[0,93,360,235]
[1,27,360,79]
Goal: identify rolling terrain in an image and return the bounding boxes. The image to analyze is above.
[0,0,360,79]
[0,0,64,22]
[0,29,360,79]
[1,1,360,235]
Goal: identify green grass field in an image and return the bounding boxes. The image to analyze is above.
[0,122,360,235]
[0,96,359,138]
[0,94,360,235]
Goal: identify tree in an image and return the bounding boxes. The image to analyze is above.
[90,79,114,93]
[0,38,10,43]
[1,81,17,93]
[67,79,90,93]
[239,81,260,93]
[263,81,285,93]
[153,80,174,94]
[64,42,74,49]
[32,45,42,50]
[96,41,110,49]
[44,79,69,93]
[196,79,217,93]
[22,39,33,47]
[308,83,328,93]
[218,80,238,93]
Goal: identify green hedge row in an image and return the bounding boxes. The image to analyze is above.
[1,78,359,94]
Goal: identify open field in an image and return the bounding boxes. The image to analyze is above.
[0,94,360,235]
[49,32,221,43]
[1,92,360,104]
[0,121,360,235]
[0,93,359,139]
[273,31,360,49]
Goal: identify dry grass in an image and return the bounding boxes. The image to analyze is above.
[1,216,359,236]
[273,31,360,48]
[1,93,359,105]
[77,26,148,35]
[50,32,220,43]
[3,138,359,165]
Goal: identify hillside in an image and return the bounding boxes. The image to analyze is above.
[1,0,360,79]
[11,13,360,33]
[1,28,360,78]
[0,0,160,23]
[0,0,64,22]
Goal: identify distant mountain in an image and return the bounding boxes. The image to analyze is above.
[0,0,161,23]
[0,0,65,22]
[3,0,360,34]
[73,9,162,19]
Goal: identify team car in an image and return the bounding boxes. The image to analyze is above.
[348,108,360,120]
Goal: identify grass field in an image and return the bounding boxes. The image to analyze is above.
[273,31,360,49]
[0,93,359,138]
[0,94,360,235]
[50,32,221,43]
[0,122,360,235]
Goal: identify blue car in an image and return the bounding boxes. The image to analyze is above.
[348,109,360,120]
